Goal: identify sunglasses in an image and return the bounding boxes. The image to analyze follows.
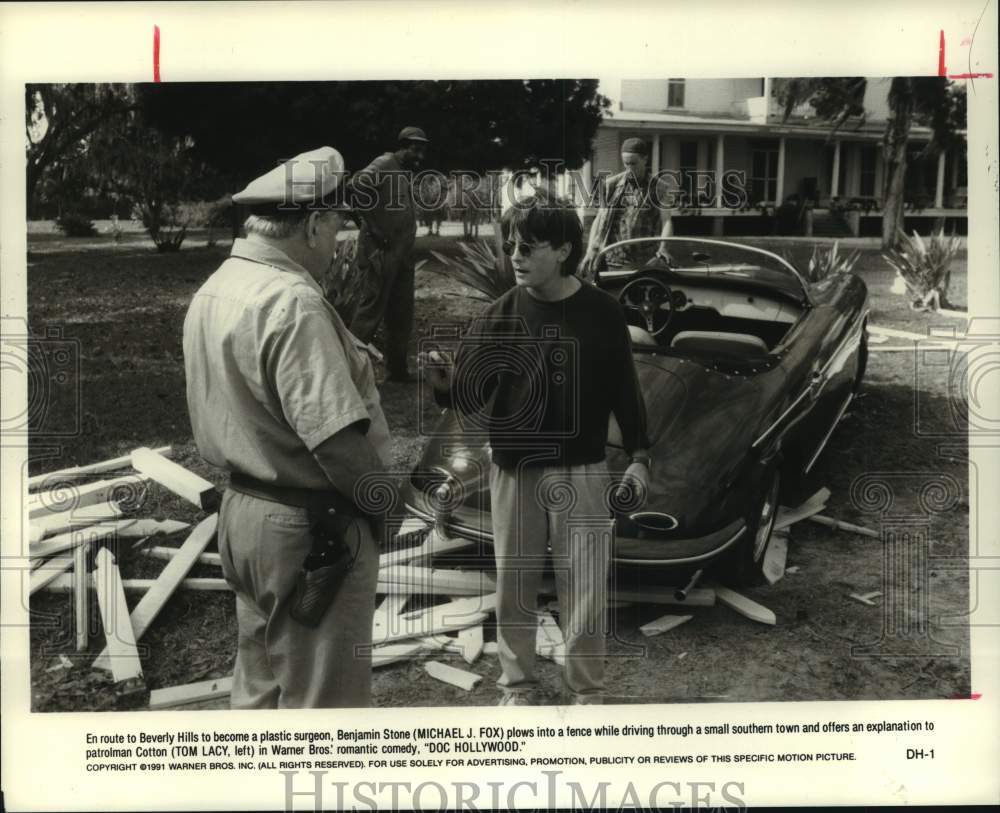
[501,239,551,258]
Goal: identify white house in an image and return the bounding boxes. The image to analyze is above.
[568,78,967,237]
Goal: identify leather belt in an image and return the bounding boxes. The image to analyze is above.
[228,472,361,517]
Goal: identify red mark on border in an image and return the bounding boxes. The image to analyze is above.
[938,30,994,80]
[153,25,161,82]
[949,692,983,700]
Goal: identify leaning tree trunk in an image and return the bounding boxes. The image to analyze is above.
[881,78,915,250]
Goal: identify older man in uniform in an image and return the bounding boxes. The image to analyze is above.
[183,147,391,708]
[579,137,675,283]
[349,126,429,382]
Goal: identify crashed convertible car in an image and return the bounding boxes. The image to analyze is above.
[404,237,869,585]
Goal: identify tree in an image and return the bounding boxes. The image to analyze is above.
[25,84,136,216]
[138,80,609,184]
[774,77,966,249]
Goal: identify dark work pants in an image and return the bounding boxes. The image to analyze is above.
[350,239,415,378]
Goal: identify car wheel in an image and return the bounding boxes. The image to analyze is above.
[716,469,781,587]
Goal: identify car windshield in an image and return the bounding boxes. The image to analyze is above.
[600,238,809,303]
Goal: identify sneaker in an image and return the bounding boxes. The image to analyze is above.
[498,690,535,706]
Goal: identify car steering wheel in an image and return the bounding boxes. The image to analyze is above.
[618,276,674,336]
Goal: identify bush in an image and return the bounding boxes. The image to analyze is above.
[422,221,515,302]
[321,236,363,324]
[882,228,962,311]
[56,211,97,237]
[176,198,233,246]
[805,241,862,282]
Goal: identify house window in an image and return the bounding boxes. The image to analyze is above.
[679,140,699,205]
[859,144,877,198]
[667,79,685,108]
[750,139,779,204]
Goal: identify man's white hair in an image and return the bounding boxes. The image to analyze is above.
[243,212,309,240]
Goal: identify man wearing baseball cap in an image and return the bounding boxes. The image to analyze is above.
[348,126,429,382]
[579,136,675,282]
[183,146,393,708]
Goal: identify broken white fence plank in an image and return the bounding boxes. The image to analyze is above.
[93,513,218,673]
[762,534,789,586]
[29,500,124,544]
[149,676,233,710]
[372,640,438,669]
[45,574,230,594]
[713,585,776,625]
[94,548,144,685]
[535,611,565,665]
[131,447,218,510]
[424,660,482,691]
[378,565,496,596]
[30,520,138,561]
[28,475,149,519]
[74,541,88,651]
[785,565,801,574]
[373,594,496,646]
[115,519,191,539]
[774,487,831,531]
[639,613,693,637]
[457,625,484,664]
[28,446,173,491]
[28,554,74,596]
[379,531,475,568]
[372,593,411,640]
[144,546,221,567]
[808,514,880,539]
[849,591,882,606]
[610,586,716,607]
[868,325,937,342]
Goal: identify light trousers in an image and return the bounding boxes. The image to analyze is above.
[218,489,378,708]
[490,461,614,698]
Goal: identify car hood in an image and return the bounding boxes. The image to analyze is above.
[410,352,769,534]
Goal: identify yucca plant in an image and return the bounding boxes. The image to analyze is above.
[420,220,515,302]
[321,236,365,324]
[882,228,962,311]
[805,241,863,282]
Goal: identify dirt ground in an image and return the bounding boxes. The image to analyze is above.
[23,226,971,711]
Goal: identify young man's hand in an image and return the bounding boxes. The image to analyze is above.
[417,348,453,392]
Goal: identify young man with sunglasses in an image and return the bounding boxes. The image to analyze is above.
[420,192,650,705]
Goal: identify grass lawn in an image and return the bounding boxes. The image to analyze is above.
[23,230,971,710]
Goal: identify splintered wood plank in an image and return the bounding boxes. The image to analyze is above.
[28,554,74,596]
[372,639,443,668]
[29,500,124,544]
[74,541,88,651]
[424,660,482,691]
[610,586,716,607]
[144,546,221,567]
[639,613,693,637]
[28,475,149,519]
[28,446,173,491]
[114,520,191,539]
[762,534,789,586]
[372,594,496,646]
[92,514,217,672]
[378,565,496,596]
[849,591,882,606]
[808,514,880,539]
[44,575,230,593]
[774,487,831,531]
[30,520,138,561]
[457,624,484,664]
[379,531,475,568]
[94,548,144,685]
[372,593,411,640]
[713,585,776,625]
[149,676,232,710]
[131,447,218,510]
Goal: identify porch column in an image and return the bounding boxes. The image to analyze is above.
[831,140,841,198]
[714,134,725,208]
[651,133,661,175]
[934,149,946,208]
[775,137,786,204]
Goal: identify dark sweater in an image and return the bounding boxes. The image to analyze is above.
[436,282,649,469]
